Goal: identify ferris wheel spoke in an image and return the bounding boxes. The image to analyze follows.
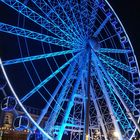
[66,0,85,40]
[97,48,131,53]
[92,52,140,133]
[47,0,83,42]
[105,81,134,133]
[1,0,76,41]
[3,50,80,66]
[92,53,123,140]
[0,22,75,49]
[98,53,132,72]
[44,62,77,133]
[20,52,81,103]
[33,61,77,131]
[110,77,139,113]
[31,0,82,43]
[79,0,90,35]
[94,16,110,37]
[93,70,134,137]
[70,0,86,38]
[105,64,138,94]
[95,75,134,134]
[58,0,85,42]
[57,55,86,140]
[88,8,98,36]
[90,82,108,140]
[68,0,84,39]
[70,0,97,40]
[99,34,117,43]
[63,0,86,40]
[75,0,99,37]
[87,1,99,36]
[76,1,99,35]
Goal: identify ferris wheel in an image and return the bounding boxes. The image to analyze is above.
[0,0,140,140]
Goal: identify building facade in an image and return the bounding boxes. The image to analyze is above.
[0,105,47,140]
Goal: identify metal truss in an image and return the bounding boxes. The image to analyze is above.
[0,22,76,49]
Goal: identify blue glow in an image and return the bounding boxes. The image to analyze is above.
[97,48,131,53]
[1,0,77,43]
[32,0,83,44]
[0,22,76,49]
[3,50,80,66]
[0,0,139,139]
[20,52,81,103]
[105,63,138,93]
[99,53,132,72]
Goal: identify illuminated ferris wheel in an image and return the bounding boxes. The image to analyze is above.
[0,0,140,140]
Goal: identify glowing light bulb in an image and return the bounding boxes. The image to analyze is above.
[113,131,120,138]
[86,134,89,140]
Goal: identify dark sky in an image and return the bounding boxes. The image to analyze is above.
[108,0,140,66]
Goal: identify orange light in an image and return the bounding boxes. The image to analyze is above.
[113,131,120,138]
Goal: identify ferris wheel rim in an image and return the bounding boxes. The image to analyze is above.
[105,0,140,135]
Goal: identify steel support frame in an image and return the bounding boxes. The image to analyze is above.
[44,61,77,134]
[0,22,75,49]
[1,0,78,42]
[88,97,100,140]
[92,52,123,140]
[3,50,79,66]
[104,81,134,139]
[92,74,119,138]
[70,98,83,140]
[48,0,84,41]
[56,53,87,140]
[90,82,108,140]
[32,63,74,131]
[93,51,140,134]
[98,53,131,72]
[21,54,80,103]
[32,0,82,44]
[83,49,91,140]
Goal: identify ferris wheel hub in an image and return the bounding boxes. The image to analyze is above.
[88,38,100,51]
